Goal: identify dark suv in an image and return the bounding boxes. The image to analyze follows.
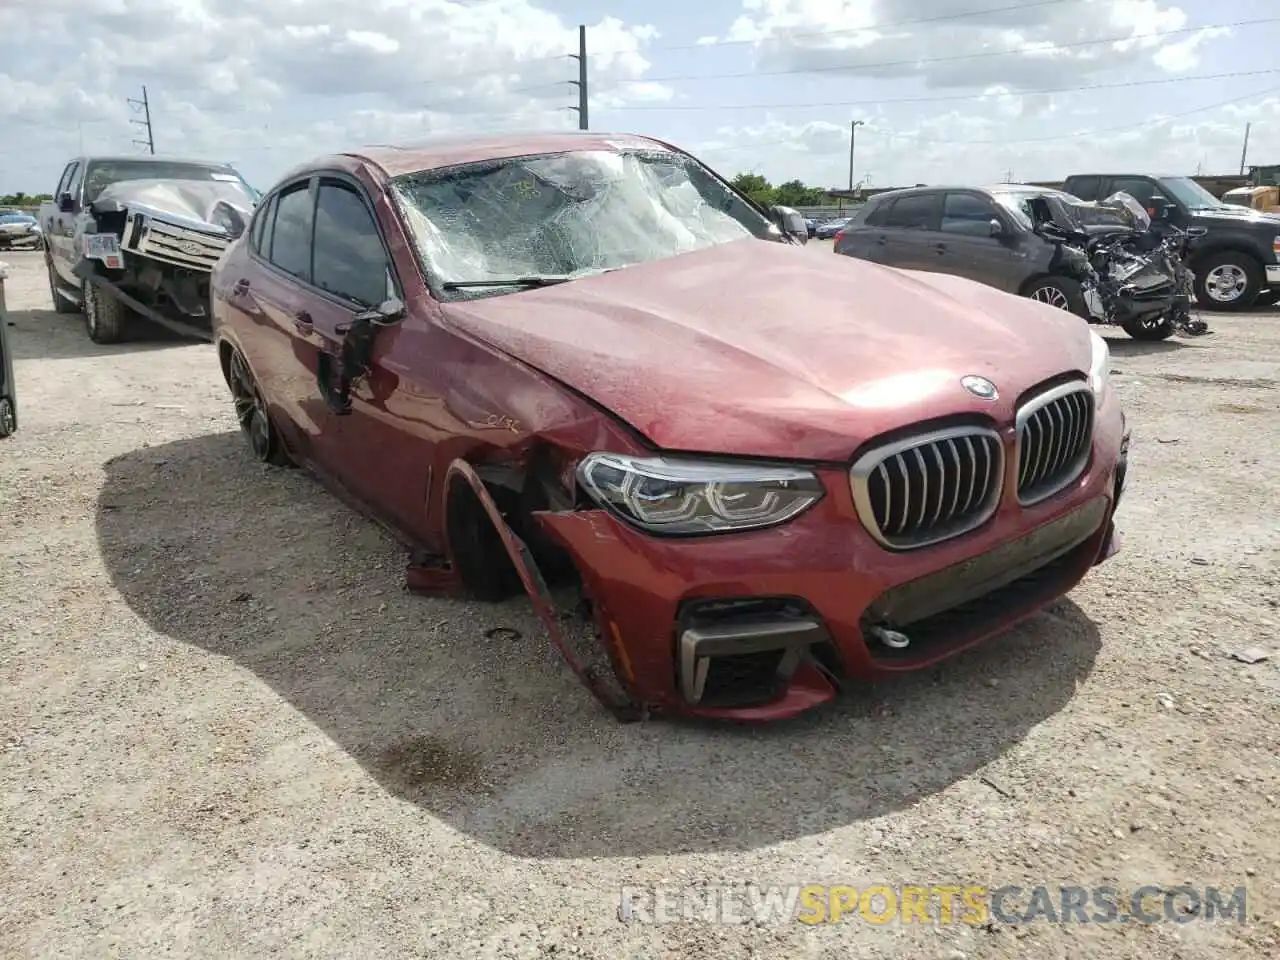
[833,184,1103,314]
[1061,173,1280,310]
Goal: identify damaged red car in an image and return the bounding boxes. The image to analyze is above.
[209,132,1130,722]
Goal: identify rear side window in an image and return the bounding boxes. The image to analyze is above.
[269,183,314,281]
[251,195,276,255]
[1066,176,1101,201]
[312,181,395,307]
[882,193,941,231]
[863,199,891,226]
[54,162,76,197]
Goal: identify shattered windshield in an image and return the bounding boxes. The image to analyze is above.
[83,160,249,204]
[389,148,771,299]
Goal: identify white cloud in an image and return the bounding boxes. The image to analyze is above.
[0,0,666,192]
[693,93,1280,189]
[705,0,1227,89]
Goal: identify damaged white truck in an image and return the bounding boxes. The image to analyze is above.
[40,155,257,343]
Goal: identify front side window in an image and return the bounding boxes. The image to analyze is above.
[941,193,999,236]
[312,181,394,307]
[882,193,941,231]
[389,148,771,299]
[269,183,313,281]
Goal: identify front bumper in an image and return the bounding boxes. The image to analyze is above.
[539,393,1129,721]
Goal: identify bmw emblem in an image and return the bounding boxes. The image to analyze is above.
[961,375,998,400]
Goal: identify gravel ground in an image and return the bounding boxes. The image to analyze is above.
[2,246,1278,959]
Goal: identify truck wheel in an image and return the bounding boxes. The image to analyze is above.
[1121,315,1176,341]
[46,259,80,314]
[0,398,14,438]
[1024,276,1088,318]
[83,280,131,344]
[1194,252,1261,311]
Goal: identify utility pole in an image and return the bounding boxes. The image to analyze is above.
[128,85,155,154]
[568,25,588,130]
[848,120,864,191]
[1239,122,1251,175]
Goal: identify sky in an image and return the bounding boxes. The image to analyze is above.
[2,0,1280,197]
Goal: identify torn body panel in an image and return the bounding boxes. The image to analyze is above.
[443,459,641,720]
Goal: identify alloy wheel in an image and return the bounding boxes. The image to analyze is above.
[0,398,14,438]
[1030,285,1070,310]
[1204,264,1248,303]
[228,350,272,460]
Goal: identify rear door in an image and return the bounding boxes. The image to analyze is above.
[877,191,944,272]
[936,191,1027,292]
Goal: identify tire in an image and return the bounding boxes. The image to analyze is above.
[1121,315,1176,341]
[1193,251,1262,312]
[46,259,80,314]
[83,280,131,344]
[226,347,291,466]
[1024,276,1088,318]
[0,398,14,438]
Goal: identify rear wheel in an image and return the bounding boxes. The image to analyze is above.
[1024,276,1088,318]
[46,258,80,314]
[0,398,14,438]
[1121,315,1176,341]
[227,347,291,466]
[1194,251,1262,311]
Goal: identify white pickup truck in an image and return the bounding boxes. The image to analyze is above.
[40,154,257,343]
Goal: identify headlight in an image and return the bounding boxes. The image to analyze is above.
[1088,329,1110,398]
[576,453,824,535]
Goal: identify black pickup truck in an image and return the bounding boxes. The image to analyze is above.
[39,154,257,343]
[1061,173,1280,311]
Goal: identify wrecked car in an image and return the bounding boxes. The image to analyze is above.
[209,132,1130,722]
[39,155,256,343]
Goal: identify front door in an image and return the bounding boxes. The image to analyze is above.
[936,191,1027,293]
[288,175,435,540]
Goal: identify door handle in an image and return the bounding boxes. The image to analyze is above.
[933,242,947,254]
[294,310,313,334]
[875,236,887,245]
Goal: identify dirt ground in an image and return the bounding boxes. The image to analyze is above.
[2,245,1278,959]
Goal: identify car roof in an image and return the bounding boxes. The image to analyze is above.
[281,131,681,182]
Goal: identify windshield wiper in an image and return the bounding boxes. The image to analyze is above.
[440,276,575,290]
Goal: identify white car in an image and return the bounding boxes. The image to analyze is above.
[0,211,43,250]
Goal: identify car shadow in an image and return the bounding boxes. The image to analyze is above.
[5,307,197,361]
[95,432,1102,859]
[1103,336,1192,357]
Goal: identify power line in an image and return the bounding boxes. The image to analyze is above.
[614,17,1280,85]
[694,84,1280,152]
[127,85,155,154]
[607,67,1280,112]
[649,0,1089,52]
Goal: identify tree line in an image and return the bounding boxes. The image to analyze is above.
[728,174,840,209]
[0,193,53,207]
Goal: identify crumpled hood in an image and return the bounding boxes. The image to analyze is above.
[1192,205,1280,226]
[442,238,1094,461]
[92,178,255,237]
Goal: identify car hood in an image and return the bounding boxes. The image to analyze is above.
[441,238,1094,461]
[91,178,255,238]
[1191,205,1280,226]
